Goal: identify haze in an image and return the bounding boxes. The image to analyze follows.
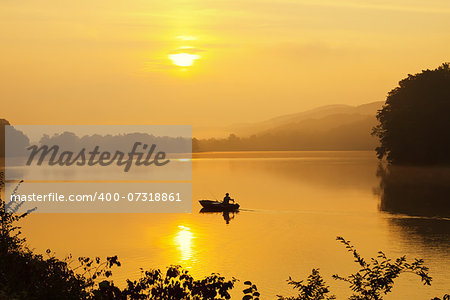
[1,0,450,133]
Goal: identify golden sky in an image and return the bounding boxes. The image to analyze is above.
[1,0,449,132]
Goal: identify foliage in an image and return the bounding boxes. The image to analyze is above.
[120,266,236,299]
[332,237,432,300]
[431,295,450,300]
[89,266,237,300]
[1,172,121,299]
[0,177,28,253]
[278,237,442,300]
[242,280,260,300]
[277,269,335,300]
[372,63,450,164]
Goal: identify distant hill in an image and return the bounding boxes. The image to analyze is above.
[194,101,384,152]
[231,101,383,136]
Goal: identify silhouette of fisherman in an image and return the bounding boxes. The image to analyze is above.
[222,193,234,205]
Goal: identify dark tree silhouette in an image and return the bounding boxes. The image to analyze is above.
[372,63,450,164]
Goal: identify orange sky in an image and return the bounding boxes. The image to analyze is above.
[1,0,449,132]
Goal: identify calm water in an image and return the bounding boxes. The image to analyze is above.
[20,151,450,299]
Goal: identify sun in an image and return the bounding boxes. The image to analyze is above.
[169,53,200,67]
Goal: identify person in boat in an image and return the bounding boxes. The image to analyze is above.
[223,193,234,205]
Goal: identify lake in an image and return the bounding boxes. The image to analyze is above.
[20,151,450,299]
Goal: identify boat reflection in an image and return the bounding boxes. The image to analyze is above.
[199,208,239,224]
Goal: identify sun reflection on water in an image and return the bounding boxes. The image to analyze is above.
[174,225,195,262]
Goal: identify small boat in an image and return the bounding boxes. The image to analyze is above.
[199,200,240,211]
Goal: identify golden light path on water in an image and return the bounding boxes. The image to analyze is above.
[174,225,195,262]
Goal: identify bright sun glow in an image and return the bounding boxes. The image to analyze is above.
[169,53,200,67]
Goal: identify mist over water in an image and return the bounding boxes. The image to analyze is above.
[19,151,450,299]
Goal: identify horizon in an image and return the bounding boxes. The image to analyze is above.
[2,99,383,140]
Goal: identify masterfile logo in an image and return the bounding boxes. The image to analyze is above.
[26,142,170,172]
[4,125,192,213]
